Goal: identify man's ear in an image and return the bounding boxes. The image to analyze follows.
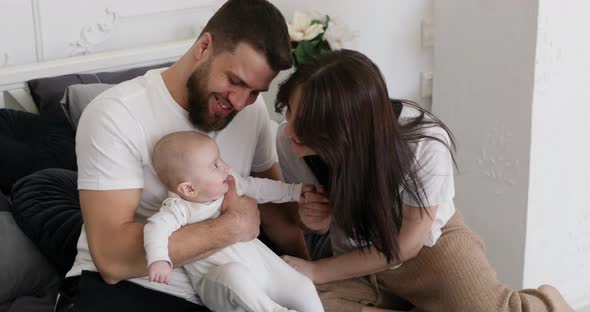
[192,32,213,62]
[177,182,198,198]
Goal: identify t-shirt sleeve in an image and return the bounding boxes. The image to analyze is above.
[76,97,145,190]
[276,123,298,184]
[232,168,302,203]
[144,198,189,266]
[275,123,318,185]
[250,98,278,173]
[402,136,455,208]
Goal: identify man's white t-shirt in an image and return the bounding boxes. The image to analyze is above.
[66,68,277,303]
[276,105,456,256]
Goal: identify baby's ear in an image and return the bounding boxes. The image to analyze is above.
[177,182,197,198]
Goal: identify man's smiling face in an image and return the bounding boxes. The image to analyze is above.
[186,42,277,132]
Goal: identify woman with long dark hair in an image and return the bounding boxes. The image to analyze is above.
[275,50,573,312]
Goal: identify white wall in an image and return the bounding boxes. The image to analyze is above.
[0,0,217,66]
[1,1,432,121]
[264,0,433,119]
[525,0,590,308]
[434,0,590,308]
[0,1,37,67]
[433,0,539,288]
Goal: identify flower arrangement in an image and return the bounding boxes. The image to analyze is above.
[287,11,355,67]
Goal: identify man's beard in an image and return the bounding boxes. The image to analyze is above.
[186,61,238,132]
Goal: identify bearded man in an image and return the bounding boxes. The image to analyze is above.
[47,0,299,310]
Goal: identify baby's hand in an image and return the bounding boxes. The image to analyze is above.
[148,260,172,284]
[301,184,316,195]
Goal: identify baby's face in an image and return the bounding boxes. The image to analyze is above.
[192,142,230,202]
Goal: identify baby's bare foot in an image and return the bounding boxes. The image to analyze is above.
[538,284,575,312]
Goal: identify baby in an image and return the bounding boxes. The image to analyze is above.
[144,131,324,312]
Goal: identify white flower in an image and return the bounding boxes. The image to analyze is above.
[308,11,328,24]
[288,11,325,42]
[323,18,356,50]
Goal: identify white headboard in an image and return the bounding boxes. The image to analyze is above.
[0,0,221,113]
[0,39,193,113]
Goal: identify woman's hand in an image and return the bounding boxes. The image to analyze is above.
[298,186,332,234]
[282,255,321,283]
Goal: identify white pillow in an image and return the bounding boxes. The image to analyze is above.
[60,83,114,131]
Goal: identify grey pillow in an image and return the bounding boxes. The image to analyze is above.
[0,194,59,303]
[60,83,114,131]
[28,62,172,127]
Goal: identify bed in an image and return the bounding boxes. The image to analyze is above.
[0,38,189,311]
[0,38,282,311]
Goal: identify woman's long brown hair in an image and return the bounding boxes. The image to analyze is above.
[275,50,455,262]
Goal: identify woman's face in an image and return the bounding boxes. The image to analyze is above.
[283,86,316,157]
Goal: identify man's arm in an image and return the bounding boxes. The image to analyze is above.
[81,177,259,284]
[81,189,147,284]
[283,204,438,284]
[253,164,309,258]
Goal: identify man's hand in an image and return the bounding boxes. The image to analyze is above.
[298,186,332,234]
[221,175,260,243]
[148,260,172,284]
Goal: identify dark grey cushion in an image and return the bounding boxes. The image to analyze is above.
[27,62,172,128]
[1,294,56,312]
[0,193,9,212]
[60,83,114,131]
[0,109,76,195]
[11,168,82,276]
[0,192,59,305]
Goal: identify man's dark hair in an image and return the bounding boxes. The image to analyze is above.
[200,0,293,71]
